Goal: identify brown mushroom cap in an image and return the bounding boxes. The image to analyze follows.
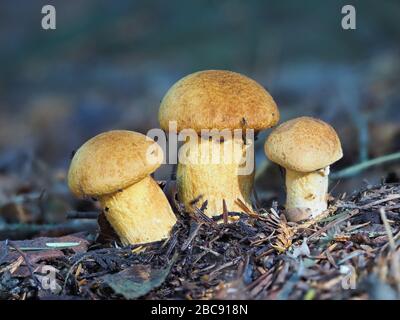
[265,117,343,172]
[68,130,163,197]
[159,70,279,133]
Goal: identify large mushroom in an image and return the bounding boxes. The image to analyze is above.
[264,117,343,221]
[159,70,279,218]
[68,130,177,245]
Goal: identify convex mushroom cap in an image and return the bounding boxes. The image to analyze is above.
[159,70,279,133]
[68,130,162,197]
[265,116,343,172]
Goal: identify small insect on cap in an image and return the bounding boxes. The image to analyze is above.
[158,70,280,133]
[265,117,343,173]
[68,130,163,197]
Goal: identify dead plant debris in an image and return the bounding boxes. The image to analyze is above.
[1,182,400,300]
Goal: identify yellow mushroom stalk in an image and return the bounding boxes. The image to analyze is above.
[99,176,176,245]
[67,130,177,245]
[265,117,343,222]
[285,166,330,218]
[177,135,254,216]
[159,70,279,218]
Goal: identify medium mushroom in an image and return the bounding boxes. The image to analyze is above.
[159,70,279,218]
[264,117,343,221]
[68,130,177,245]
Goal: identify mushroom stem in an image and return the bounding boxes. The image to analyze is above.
[99,176,177,245]
[285,166,330,220]
[177,136,254,219]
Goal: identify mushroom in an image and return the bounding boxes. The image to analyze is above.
[67,130,177,245]
[264,117,343,221]
[159,70,279,218]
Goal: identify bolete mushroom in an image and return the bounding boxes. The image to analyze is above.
[264,117,343,221]
[159,70,279,218]
[67,130,177,245]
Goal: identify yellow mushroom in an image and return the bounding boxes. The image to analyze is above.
[159,70,279,218]
[265,117,343,221]
[67,130,177,245]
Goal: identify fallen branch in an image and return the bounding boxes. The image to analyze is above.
[0,221,97,240]
[331,151,400,179]
[66,211,99,219]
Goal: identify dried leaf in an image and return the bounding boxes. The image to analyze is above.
[102,258,175,299]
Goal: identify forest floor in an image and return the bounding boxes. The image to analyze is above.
[1,181,399,300]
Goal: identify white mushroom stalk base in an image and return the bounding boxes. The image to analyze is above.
[177,137,254,220]
[285,166,330,221]
[99,176,177,245]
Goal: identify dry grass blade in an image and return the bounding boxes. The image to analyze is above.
[380,208,396,251]
[235,198,261,219]
[2,181,400,300]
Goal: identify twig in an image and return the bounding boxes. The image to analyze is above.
[380,208,396,251]
[360,194,400,209]
[198,246,221,257]
[296,208,338,230]
[209,257,242,277]
[381,230,400,252]
[235,198,256,216]
[0,221,97,239]
[62,254,91,294]
[193,206,216,226]
[308,210,358,240]
[181,222,202,251]
[222,200,228,224]
[66,211,99,219]
[8,241,42,288]
[165,232,178,259]
[253,188,261,210]
[0,256,24,274]
[246,268,274,291]
[331,152,400,179]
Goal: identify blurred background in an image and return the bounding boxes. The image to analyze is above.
[0,0,399,238]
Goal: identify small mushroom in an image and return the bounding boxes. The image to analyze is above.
[68,130,177,245]
[264,117,343,221]
[159,70,279,218]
